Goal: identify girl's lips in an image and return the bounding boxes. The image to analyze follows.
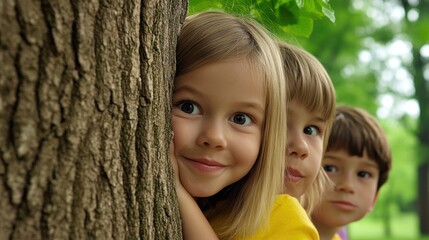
[286,167,303,182]
[186,158,226,173]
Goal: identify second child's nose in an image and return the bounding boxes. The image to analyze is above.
[287,132,309,160]
[197,120,227,149]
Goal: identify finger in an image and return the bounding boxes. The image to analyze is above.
[169,138,179,178]
[169,139,175,158]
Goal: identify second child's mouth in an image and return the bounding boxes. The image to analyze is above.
[286,167,303,182]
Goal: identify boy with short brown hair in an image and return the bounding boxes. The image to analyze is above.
[311,105,392,240]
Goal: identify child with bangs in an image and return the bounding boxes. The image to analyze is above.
[281,42,336,214]
[170,11,287,240]
[311,106,392,240]
[248,42,336,239]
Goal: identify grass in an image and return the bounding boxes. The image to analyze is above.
[347,213,429,240]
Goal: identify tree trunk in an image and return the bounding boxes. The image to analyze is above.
[401,0,429,235]
[418,163,429,235]
[0,0,187,239]
[413,43,429,236]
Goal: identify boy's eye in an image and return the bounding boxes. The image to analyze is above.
[323,165,337,173]
[230,113,252,126]
[179,102,200,115]
[304,126,319,136]
[357,171,371,178]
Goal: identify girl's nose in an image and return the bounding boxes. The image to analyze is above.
[196,119,227,149]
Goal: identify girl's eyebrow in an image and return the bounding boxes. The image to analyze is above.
[174,85,265,113]
[238,102,265,115]
[173,84,201,95]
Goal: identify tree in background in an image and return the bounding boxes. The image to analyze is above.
[399,0,429,234]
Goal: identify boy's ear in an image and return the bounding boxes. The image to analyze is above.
[368,191,379,213]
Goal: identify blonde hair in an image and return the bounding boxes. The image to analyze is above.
[176,11,287,239]
[278,42,336,214]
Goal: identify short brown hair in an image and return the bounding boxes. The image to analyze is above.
[326,105,392,189]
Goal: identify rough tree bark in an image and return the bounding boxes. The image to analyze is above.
[414,47,429,235]
[0,0,187,239]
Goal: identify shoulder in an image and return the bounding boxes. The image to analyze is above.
[273,194,301,208]
[246,194,319,240]
[271,194,315,228]
[332,233,342,240]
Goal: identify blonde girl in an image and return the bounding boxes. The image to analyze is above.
[171,11,287,239]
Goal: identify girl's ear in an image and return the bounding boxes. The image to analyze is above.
[368,191,379,213]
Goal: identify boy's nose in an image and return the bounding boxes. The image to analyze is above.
[334,174,355,193]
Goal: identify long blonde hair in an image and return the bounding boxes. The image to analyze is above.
[176,11,287,239]
[279,42,336,214]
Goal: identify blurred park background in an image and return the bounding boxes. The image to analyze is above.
[189,0,428,239]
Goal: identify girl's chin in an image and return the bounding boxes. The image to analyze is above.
[185,185,220,198]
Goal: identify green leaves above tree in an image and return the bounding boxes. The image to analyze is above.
[188,0,335,39]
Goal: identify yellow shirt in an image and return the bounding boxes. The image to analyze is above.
[331,233,341,240]
[246,194,319,239]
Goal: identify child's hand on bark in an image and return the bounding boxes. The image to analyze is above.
[169,133,183,191]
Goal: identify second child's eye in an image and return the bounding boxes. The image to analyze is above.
[230,113,252,126]
[304,126,319,136]
[323,165,337,173]
[179,102,201,115]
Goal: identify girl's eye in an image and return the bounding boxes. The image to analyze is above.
[323,165,337,173]
[179,102,200,115]
[357,171,371,178]
[303,126,319,136]
[230,113,252,126]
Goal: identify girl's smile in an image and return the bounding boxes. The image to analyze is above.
[185,157,227,173]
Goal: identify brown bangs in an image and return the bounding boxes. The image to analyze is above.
[327,107,392,188]
[326,114,368,155]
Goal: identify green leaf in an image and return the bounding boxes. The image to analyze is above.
[322,6,335,22]
[295,0,304,8]
[278,3,299,25]
[281,16,314,38]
